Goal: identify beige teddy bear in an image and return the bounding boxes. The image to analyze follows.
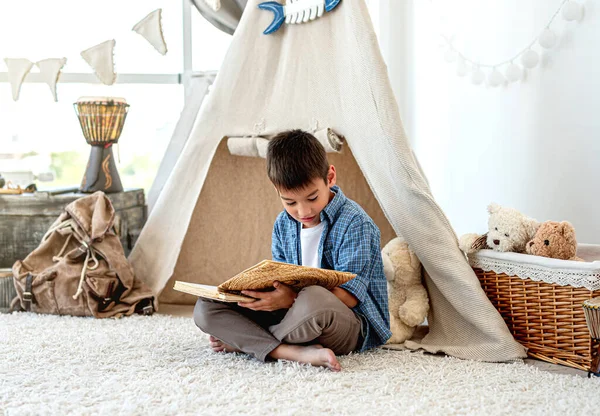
[526,221,583,261]
[381,237,429,344]
[459,203,540,254]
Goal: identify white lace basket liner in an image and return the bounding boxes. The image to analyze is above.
[468,244,600,291]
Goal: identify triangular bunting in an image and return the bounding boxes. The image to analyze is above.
[132,9,168,56]
[36,58,67,102]
[81,40,116,85]
[4,58,34,101]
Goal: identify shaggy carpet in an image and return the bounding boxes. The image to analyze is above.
[1,313,599,416]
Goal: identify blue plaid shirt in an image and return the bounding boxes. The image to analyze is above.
[272,185,391,351]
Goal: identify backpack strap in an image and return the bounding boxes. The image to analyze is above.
[42,218,100,301]
[23,273,33,311]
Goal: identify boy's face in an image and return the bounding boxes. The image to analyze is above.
[277,165,336,228]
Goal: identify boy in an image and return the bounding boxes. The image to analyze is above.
[194,129,391,371]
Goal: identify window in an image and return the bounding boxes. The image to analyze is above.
[0,83,183,192]
[0,0,227,194]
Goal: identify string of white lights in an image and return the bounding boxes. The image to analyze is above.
[433,0,586,86]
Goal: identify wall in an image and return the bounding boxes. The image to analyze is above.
[377,0,600,243]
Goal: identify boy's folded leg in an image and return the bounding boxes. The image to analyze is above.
[268,286,362,355]
[193,298,283,362]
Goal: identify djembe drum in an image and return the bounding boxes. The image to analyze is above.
[74,97,129,193]
[582,297,600,377]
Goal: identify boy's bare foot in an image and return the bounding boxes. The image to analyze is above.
[209,335,242,353]
[269,344,341,372]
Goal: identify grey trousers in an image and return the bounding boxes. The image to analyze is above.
[193,285,363,361]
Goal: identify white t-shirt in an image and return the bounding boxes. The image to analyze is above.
[300,221,325,268]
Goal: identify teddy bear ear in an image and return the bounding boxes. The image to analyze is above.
[382,237,394,254]
[560,221,575,237]
[487,203,501,214]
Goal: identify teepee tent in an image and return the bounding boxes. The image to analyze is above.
[130,0,527,362]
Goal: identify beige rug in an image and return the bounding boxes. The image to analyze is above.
[1,313,599,415]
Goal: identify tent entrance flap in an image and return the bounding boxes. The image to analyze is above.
[158,137,396,305]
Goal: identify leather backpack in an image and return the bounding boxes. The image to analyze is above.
[11,192,155,318]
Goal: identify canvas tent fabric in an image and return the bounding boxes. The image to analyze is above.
[147,74,215,213]
[130,0,527,362]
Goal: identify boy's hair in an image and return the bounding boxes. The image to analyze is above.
[266,129,329,191]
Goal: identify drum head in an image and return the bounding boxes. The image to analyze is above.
[76,96,127,105]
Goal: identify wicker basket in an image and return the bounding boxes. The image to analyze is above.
[470,245,600,372]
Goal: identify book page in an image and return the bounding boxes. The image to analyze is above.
[173,281,256,303]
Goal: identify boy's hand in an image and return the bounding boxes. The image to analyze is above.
[238,281,297,311]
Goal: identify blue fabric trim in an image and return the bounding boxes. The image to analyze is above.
[325,0,342,13]
[258,1,286,35]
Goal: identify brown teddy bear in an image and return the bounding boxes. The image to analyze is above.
[525,221,583,261]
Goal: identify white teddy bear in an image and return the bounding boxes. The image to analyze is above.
[381,237,429,344]
[459,203,539,254]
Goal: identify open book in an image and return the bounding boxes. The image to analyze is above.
[173,260,356,303]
